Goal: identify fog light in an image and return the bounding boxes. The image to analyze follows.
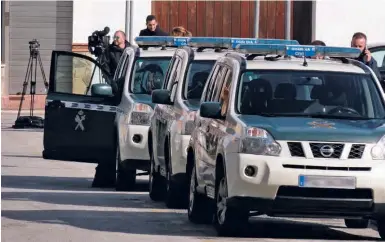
[244,166,256,177]
[132,134,142,143]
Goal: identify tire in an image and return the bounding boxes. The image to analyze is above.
[115,146,136,191]
[164,143,186,209]
[91,149,116,188]
[344,218,369,228]
[213,173,249,237]
[187,164,214,224]
[149,152,164,201]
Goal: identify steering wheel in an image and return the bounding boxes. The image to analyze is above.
[327,106,361,116]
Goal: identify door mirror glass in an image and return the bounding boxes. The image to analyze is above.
[152,89,172,105]
[91,83,113,97]
[200,102,224,119]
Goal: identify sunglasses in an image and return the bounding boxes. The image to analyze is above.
[114,36,120,40]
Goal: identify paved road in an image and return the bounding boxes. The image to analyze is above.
[1,111,381,242]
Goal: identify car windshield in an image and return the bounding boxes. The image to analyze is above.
[184,60,215,100]
[130,57,171,94]
[237,70,385,119]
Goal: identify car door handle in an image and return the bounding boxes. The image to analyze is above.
[48,100,65,109]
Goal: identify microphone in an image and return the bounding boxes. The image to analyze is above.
[103,26,110,35]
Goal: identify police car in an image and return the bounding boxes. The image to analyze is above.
[148,37,301,209]
[42,37,178,190]
[185,42,385,237]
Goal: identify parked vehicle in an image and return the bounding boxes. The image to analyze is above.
[186,42,385,237]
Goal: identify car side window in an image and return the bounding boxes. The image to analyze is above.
[219,70,232,116]
[371,49,385,68]
[169,57,182,102]
[210,66,228,102]
[203,65,220,102]
[163,57,176,89]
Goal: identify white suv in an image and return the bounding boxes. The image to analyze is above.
[113,37,181,191]
[186,43,385,237]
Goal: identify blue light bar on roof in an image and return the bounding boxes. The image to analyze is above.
[236,44,361,58]
[134,36,190,47]
[187,37,300,49]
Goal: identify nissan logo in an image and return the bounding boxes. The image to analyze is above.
[320,145,334,157]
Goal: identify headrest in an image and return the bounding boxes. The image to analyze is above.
[274,83,296,99]
[310,85,323,99]
[192,72,209,86]
[248,78,273,99]
[137,64,163,75]
[318,85,347,106]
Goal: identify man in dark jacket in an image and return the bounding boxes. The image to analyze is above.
[351,32,382,81]
[104,30,130,77]
[139,15,169,36]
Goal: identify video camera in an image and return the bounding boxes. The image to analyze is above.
[88,26,110,57]
[29,39,40,56]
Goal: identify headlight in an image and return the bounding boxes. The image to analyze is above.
[129,103,153,126]
[240,127,281,156]
[371,135,385,160]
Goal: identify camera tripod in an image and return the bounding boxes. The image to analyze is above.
[13,40,48,129]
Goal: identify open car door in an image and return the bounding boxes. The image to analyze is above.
[43,51,117,163]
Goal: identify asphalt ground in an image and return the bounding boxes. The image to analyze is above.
[1,111,381,242]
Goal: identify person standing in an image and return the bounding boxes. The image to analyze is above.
[139,15,169,36]
[351,32,381,81]
[104,30,130,77]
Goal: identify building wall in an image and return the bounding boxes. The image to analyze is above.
[151,0,293,39]
[313,0,385,46]
[72,0,151,46]
[8,1,73,95]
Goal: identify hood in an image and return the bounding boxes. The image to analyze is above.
[129,94,155,109]
[238,115,385,143]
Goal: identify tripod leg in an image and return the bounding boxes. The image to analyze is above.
[37,53,48,91]
[16,55,33,119]
[30,56,38,117]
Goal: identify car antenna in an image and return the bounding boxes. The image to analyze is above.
[302,55,308,67]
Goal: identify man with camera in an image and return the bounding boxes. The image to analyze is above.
[351,32,382,81]
[104,30,130,77]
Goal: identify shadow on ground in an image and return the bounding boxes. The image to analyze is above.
[1,190,163,209]
[1,209,379,240]
[1,175,149,192]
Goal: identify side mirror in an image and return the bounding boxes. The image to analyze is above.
[200,102,224,119]
[91,83,113,97]
[152,89,173,105]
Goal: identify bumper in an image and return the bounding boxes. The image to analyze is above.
[224,153,385,217]
[123,124,150,161]
[170,134,190,175]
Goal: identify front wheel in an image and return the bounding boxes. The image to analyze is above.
[149,153,164,201]
[214,175,249,237]
[187,165,213,224]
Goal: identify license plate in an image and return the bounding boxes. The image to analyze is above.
[298,175,356,189]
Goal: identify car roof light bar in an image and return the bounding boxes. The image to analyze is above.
[236,44,361,58]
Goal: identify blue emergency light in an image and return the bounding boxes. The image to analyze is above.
[135,36,190,47]
[187,37,300,49]
[236,44,362,58]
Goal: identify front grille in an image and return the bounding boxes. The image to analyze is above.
[276,186,373,199]
[282,164,371,171]
[310,143,344,158]
[348,144,365,159]
[288,142,305,157]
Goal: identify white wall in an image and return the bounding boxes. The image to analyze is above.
[73,0,151,45]
[313,0,385,47]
